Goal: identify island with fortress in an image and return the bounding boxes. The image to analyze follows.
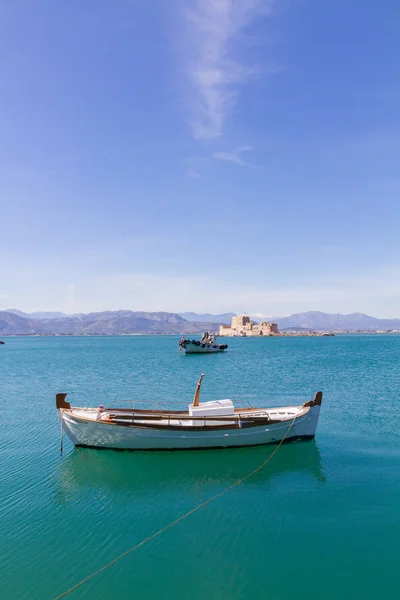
[218,314,334,337]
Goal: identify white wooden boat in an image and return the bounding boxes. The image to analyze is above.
[57,374,323,451]
[179,332,228,354]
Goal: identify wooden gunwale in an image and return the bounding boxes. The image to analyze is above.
[66,406,288,415]
[107,419,272,431]
[66,406,307,419]
[67,407,263,415]
[62,405,310,431]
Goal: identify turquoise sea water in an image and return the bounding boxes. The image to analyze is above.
[1,334,400,600]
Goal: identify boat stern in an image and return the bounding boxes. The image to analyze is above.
[301,391,323,438]
[56,393,70,422]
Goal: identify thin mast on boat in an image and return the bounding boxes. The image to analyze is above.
[193,373,204,407]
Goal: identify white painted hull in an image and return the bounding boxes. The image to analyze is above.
[183,342,226,354]
[59,404,320,451]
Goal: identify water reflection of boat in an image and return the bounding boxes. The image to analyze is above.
[55,440,325,503]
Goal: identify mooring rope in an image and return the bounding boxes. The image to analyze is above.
[55,414,299,599]
[59,417,64,455]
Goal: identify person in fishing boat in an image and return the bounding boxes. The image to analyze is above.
[201,331,212,344]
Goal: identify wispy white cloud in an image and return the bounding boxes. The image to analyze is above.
[182,0,274,139]
[214,145,255,166]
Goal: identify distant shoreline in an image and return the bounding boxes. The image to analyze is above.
[1,331,400,338]
[2,309,399,337]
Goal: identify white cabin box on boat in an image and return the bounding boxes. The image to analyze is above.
[189,399,235,426]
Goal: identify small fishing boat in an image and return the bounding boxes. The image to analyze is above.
[56,374,323,451]
[179,332,228,354]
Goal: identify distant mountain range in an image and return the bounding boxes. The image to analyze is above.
[6,309,71,320]
[0,310,226,335]
[179,312,235,323]
[179,310,400,331]
[274,311,400,331]
[1,309,399,336]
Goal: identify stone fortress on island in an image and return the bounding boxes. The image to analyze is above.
[218,314,279,337]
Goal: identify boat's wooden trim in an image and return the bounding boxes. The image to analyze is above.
[314,391,323,406]
[105,408,189,415]
[110,421,262,431]
[104,413,281,422]
[110,406,309,421]
[60,402,316,416]
[56,393,70,409]
[63,405,310,431]
[303,391,323,408]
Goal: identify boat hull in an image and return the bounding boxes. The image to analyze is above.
[181,341,227,354]
[59,405,320,451]
[185,346,226,354]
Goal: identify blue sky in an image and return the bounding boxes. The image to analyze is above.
[1,0,399,317]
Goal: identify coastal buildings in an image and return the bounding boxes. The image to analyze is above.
[219,315,279,337]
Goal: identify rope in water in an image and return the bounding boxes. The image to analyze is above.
[55,414,299,599]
